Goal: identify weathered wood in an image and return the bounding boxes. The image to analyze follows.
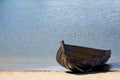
[56,40,111,72]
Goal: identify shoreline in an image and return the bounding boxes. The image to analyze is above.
[0,69,119,72]
[0,70,120,80]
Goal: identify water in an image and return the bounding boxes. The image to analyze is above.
[0,0,120,71]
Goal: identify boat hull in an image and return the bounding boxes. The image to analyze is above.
[56,41,111,72]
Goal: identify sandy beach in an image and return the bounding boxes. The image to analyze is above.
[0,70,120,80]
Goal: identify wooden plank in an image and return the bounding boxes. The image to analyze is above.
[65,45,109,56]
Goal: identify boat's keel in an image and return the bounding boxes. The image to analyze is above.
[70,64,111,73]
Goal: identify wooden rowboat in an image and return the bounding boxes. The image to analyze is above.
[56,41,111,72]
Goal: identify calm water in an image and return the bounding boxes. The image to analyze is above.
[0,0,120,71]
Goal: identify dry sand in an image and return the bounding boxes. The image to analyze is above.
[0,70,120,80]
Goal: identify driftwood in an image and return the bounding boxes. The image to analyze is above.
[56,41,111,72]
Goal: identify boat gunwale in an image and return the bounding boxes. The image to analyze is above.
[60,40,111,57]
[65,44,111,52]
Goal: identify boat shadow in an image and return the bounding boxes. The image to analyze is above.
[66,70,111,75]
[65,64,112,75]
